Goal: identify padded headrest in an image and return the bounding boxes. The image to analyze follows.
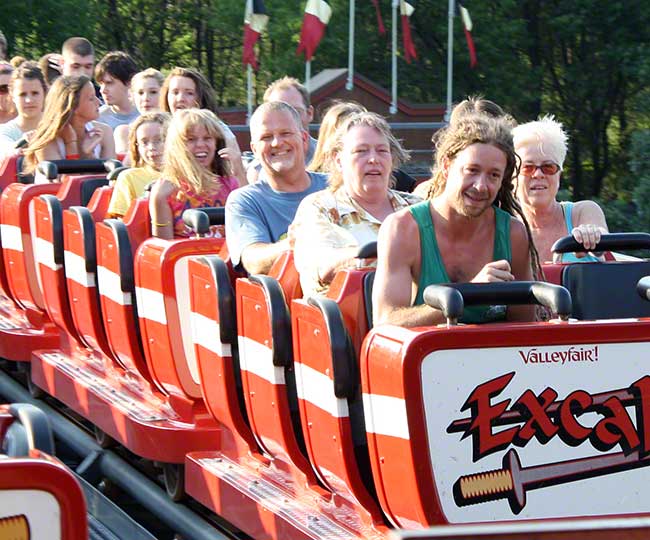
[80,177,109,206]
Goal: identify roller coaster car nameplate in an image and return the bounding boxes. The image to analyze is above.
[0,490,61,539]
[422,341,650,522]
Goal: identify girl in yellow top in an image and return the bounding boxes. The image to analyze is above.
[107,112,170,218]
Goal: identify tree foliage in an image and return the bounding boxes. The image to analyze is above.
[4,0,650,217]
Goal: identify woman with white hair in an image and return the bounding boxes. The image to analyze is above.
[513,115,608,263]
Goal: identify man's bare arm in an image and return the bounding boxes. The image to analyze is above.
[240,239,291,275]
[372,210,448,327]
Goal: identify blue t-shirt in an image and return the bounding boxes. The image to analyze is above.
[225,170,328,268]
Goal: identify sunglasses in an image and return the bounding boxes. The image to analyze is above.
[0,84,9,95]
[520,162,561,176]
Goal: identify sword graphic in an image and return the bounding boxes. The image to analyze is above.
[455,447,650,514]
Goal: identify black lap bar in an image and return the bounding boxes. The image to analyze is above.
[107,166,129,182]
[423,281,572,321]
[37,159,123,179]
[552,232,650,254]
[182,207,225,235]
[356,241,377,259]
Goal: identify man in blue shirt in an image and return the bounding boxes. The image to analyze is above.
[226,101,327,274]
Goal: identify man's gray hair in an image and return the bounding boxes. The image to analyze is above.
[250,101,303,140]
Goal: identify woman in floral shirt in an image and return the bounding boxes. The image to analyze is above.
[293,111,420,297]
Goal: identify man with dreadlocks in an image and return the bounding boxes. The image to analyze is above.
[373,112,540,326]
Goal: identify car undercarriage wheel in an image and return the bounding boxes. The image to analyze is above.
[163,463,185,501]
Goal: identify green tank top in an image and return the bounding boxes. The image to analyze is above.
[410,201,512,324]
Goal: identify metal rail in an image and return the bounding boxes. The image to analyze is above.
[0,369,235,540]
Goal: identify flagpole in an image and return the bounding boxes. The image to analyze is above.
[247,65,253,124]
[390,0,397,114]
[346,0,355,90]
[445,0,454,122]
[305,60,311,91]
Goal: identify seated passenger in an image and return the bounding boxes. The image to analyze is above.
[373,113,538,326]
[95,51,140,132]
[0,61,46,157]
[107,112,169,218]
[513,116,608,263]
[0,63,16,124]
[149,108,242,239]
[23,75,115,178]
[113,68,164,155]
[160,66,243,181]
[294,111,420,298]
[307,101,365,174]
[61,37,95,79]
[246,76,317,184]
[225,101,328,274]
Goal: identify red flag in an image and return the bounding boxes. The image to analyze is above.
[459,3,477,68]
[371,0,386,35]
[242,0,268,70]
[296,0,332,61]
[400,0,417,63]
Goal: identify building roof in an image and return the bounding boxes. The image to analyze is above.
[307,68,445,118]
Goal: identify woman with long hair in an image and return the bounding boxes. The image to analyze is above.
[23,75,115,176]
[107,112,170,218]
[159,67,244,183]
[149,108,243,239]
[0,61,47,156]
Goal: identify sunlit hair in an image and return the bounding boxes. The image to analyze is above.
[448,96,510,126]
[10,56,27,69]
[160,67,219,115]
[263,76,310,109]
[132,68,164,91]
[427,113,541,279]
[512,115,568,169]
[128,112,170,168]
[308,101,366,173]
[328,111,410,192]
[10,61,47,94]
[161,108,228,195]
[250,100,303,141]
[23,75,90,174]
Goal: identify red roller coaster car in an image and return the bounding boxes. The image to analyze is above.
[1,152,650,538]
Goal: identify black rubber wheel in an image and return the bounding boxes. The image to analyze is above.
[163,463,185,501]
[94,426,117,449]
